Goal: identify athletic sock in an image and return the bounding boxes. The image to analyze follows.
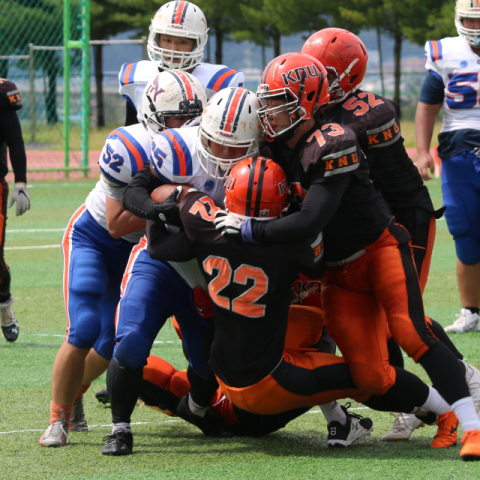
[49,401,73,425]
[465,307,480,315]
[112,422,132,434]
[188,394,208,417]
[320,401,347,425]
[420,385,450,416]
[452,397,480,432]
[74,383,91,402]
[428,318,463,360]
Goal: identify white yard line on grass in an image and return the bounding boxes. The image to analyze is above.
[35,333,180,344]
[5,245,59,250]
[7,228,65,233]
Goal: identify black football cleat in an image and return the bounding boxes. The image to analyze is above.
[95,388,110,405]
[102,429,133,456]
[327,403,373,448]
[177,395,234,438]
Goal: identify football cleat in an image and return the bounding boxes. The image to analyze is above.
[382,413,425,441]
[460,429,480,461]
[95,388,110,405]
[464,362,480,418]
[39,411,70,447]
[69,399,88,432]
[431,411,458,448]
[327,403,373,448]
[101,429,133,456]
[445,309,480,333]
[177,395,234,438]
[0,297,19,342]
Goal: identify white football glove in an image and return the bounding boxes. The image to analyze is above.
[213,210,243,238]
[8,182,30,216]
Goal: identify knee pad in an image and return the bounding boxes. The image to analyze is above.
[114,331,151,370]
[455,234,480,265]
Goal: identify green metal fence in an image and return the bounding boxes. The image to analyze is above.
[0,0,90,178]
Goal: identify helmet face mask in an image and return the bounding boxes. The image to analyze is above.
[456,0,480,46]
[147,1,208,70]
[197,87,263,179]
[141,70,207,138]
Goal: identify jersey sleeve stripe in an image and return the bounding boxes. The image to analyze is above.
[322,146,358,161]
[160,130,193,176]
[108,129,148,175]
[99,167,128,187]
[149,159,172,184]
[324,163,359,177]
[212,70,239,91]
[429,40,443,62]
[207,68,235,90]
[121,63,137,86]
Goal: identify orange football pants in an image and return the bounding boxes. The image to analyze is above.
[321,225,437,397]
[217,305,368,415]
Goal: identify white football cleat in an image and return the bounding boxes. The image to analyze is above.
[464,361,480,418]
[445,309,480,333]
[40,411,70,447]
[382,413,425,441]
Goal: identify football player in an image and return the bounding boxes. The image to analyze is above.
[147,155,458,449]
[301,28,480,440]
[119,0,244,126]
[415,0,480,334]
[102,87,262,456]
[0,79,31,342]
[39,70,206,447]
[214,53,480,460]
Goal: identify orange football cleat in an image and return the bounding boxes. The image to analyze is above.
[431,411,458,448]
[460,429,480,461]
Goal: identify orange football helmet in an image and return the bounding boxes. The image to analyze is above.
[224,155,288,220]
[256,53,329,138]
[301,28,368,104]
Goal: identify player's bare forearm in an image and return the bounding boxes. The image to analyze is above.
[415,102,441,155]
[106,196,146,238]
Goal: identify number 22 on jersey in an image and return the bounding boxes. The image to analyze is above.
[203,256,268,318]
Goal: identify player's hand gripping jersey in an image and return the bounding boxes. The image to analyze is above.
[261,122,392,262]
[322,90,434,221]
[147,191,325,388]
[119,60,245,123]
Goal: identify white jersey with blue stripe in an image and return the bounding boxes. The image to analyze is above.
[148,125,225,290]
[425,36,480,133]
[119,60,245,123]
[88,124,152,244]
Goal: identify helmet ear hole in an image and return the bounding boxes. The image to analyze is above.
[307,90,315,101]
[349,74,358,85]
[331,36,338,43]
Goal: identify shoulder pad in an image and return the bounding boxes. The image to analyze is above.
[0,79,22,111]
[192,63,245,92]
[150,128,195,182]
[119,60,159,88]
[98,126,151,186]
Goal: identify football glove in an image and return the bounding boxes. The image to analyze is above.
[8,182,30,216]
[152,186,182,227]
[213,210,243,239]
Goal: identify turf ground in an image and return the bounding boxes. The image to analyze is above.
[1,179,480,480]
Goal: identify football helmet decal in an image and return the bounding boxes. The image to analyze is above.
[141,69,207,137]
[256,53,329,138]
[456,0,480,46]
[301,28,368,104]
[147,1,208,70]
[197,87,263,179]
[224,155,288,220]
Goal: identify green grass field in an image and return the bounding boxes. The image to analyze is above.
[1,179,480,480]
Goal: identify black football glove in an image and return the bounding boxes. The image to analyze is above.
[152,186,182,227]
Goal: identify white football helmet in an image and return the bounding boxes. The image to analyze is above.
[197,87,263,179]
[456,0,480,46]
[147,1,208,70]
[141,69,207,137]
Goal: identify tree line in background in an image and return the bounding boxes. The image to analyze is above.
[1,0,458,127]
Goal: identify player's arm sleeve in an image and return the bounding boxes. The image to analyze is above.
[125,100,138,127]
[418,71,445,105]
[0,108,27,183]
[252,177,350,243]
[122,162,164,220]
[146,220,194,262]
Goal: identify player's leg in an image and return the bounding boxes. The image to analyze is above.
[0,178,17,342]
[441,151,480,332]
